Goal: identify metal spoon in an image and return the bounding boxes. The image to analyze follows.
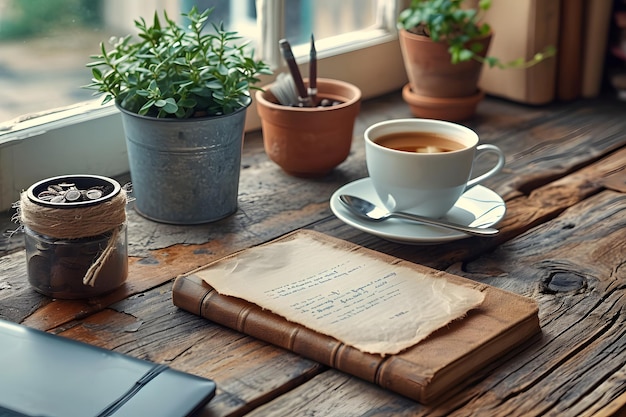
[339,194,499,237]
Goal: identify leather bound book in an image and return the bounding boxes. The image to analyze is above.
[172,230,540,404]
[581,0,613,98]
[557,0,584,101]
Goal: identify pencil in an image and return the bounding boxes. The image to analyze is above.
[309,34,317,103]
[279,39,310,106]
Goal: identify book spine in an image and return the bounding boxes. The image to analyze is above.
[525,0,560,104]
[581,0,613,97]
[557,0,584,101]
[171,274,397,395]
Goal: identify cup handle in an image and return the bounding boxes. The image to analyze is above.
[466,144,505,189]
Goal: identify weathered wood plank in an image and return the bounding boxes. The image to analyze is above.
[0,250,49,322]
[440,190,626,417]
[471,98,626,200]
[245,371,417,416]
[588,389,626,417]
[2,93,626,416]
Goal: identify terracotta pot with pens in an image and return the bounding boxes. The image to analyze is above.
[256,37,362,177]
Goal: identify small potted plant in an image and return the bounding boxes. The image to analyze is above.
[255,38,361,177]
[397,0,554,120]
[85,7,271,224]
[255,77,361,177]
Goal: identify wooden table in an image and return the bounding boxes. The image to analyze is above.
[1,92,626,416]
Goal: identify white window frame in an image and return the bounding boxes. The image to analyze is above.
[0,0,407,211]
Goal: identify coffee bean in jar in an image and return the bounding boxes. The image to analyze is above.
[19,175,128,299]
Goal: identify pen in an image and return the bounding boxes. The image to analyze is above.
[279,39,312,106]
[309,34,317,104]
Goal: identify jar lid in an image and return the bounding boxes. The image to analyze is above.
[26,175,121,209]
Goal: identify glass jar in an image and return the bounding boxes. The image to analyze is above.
[24,224,128,299]
[21,175,128,299]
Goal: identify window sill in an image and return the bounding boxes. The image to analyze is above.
[0,35,406,212]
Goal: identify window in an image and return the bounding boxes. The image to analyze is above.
[0,0,407,211]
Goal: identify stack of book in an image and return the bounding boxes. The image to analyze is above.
[479,0,614,104]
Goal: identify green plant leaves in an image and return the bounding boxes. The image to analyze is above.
[84,6,271,118]
[156,98,178,113]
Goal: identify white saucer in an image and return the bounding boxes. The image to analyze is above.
[330,178,506,244]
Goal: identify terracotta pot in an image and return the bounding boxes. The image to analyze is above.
[256,78,361,177]
[398,29,492,98]
[402,84,485,121]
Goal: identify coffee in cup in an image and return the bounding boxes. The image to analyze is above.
[364,118,505,218]
[374,131,466,154]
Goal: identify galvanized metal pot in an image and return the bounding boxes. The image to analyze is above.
[117,102,249,224]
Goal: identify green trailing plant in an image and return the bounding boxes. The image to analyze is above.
[397,0,555,68]
[85,7,272,118]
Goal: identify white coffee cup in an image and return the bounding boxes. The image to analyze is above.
[364,118,505,218]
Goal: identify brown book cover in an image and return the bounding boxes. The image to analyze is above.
[581,0,613,98]
[478,0,560,104]
[172,230,540,404]
[557,0,584,101]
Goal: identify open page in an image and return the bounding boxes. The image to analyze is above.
[196,234,484,355]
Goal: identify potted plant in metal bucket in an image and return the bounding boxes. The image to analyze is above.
[397,0,554,121]
[85,7,271,224]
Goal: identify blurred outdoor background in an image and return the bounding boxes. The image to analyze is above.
[0,0,377,124]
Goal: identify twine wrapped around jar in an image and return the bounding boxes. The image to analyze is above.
[19,189,127,287]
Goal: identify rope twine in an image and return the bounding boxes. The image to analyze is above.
[19,190,127,287]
